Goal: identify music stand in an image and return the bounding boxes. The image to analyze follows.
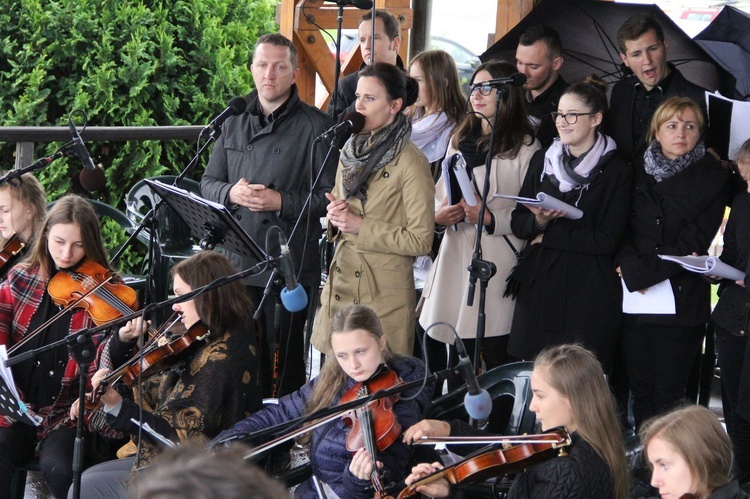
[0,346,41,426]
[144,179,267,264]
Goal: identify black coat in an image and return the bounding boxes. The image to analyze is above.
[618,153,728,327]
[327,56,405,121]
[713,190,750,335]
[508,147,632,370]
[606,68,706,162]
[508,433,613,499]
[528,75,568,149]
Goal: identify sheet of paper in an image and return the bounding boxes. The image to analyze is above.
[621,278,676,314]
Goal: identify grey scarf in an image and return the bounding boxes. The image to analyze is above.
[340,113,411,205]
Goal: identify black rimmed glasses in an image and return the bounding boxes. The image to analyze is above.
[470,83,495,96]
[550,112,596,125]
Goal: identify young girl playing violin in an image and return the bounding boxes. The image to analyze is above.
[0,170,46,280]
[403,344,629,499]
[72,250,262,498]
[215,304,432,499]
[0,194,139,498]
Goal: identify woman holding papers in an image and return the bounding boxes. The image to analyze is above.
[419,61,538,376]
[711,138,750,481]
[507,76,631,371]
[617,97,728,430]
[312,63,435,356]
[72,251,261,498]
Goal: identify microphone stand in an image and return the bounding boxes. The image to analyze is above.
[108,126,219,315]
[251,134,340,386]
[329,2,346,118]
[465,88,505,375]
[0,147,70,187]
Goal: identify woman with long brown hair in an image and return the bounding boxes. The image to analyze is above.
[419,60,538,379]
[404,344,629,499]
[0,195,137,498]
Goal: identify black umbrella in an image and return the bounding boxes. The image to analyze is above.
[481,0,733,94]
[695,6,750,100]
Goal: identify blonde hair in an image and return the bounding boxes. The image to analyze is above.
[640,405,733,497]
[534,344,629,499]
[298,306,394,446]
[736,138,750,164]
[647,96,704,143]
[0,171,46,247]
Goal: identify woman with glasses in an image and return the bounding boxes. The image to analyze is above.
[507,75,632,372]
[617,97,728,430]
[419,61,538,379]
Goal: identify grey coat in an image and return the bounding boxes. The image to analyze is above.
[201,85,337,286]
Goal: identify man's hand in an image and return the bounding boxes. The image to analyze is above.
[229,178,282,212]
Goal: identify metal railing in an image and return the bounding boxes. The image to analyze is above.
[0,126,205,168]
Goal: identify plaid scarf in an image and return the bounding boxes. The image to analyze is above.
[340,113,411,205]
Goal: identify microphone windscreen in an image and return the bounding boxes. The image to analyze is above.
[343,111,366,134]
[464,389,492,420]
[227,96,248,116]
[79,167,106,192]
[512,73,527,86]
[281,285,308,313]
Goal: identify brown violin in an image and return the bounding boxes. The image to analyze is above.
[341,367,402,454]
[7,258,152,357]
[341,366,403,499]
[0,234,25,272]
[396,427,572,498]
[86,318,211,410]
[47,258,140,326]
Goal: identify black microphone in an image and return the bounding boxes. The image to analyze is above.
[206,96,248,132]
[317,111,366,142]
[277,233,308,313]
[68,115,106,192]
[454,336,492,420]
[324,0,373,8]
[481,73,527,88]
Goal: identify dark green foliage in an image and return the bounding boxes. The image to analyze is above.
[0,0,276,266]
[0,0,275,202]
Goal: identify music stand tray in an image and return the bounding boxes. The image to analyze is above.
[144,179,267,263]
[0,346,41,426]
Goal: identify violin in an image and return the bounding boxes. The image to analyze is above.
[86,317,211,410]
[396,427,572,499]
[47,258,140,326]
[7,258,150,357]
[341,367,402,454]
[0,234,25,272]
[341,366,403,499]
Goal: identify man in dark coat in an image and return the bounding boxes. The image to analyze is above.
[515,24,568,148]
[607,15,706,163]
[327,9,403,120]
[201,33,337,398]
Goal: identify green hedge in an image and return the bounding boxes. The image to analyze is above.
[0,0,276,200]
[0,0,276,269]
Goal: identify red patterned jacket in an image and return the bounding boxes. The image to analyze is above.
[0,264,109,440]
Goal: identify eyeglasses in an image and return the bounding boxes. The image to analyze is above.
[470,84,495,96]
[550,112,596,125]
